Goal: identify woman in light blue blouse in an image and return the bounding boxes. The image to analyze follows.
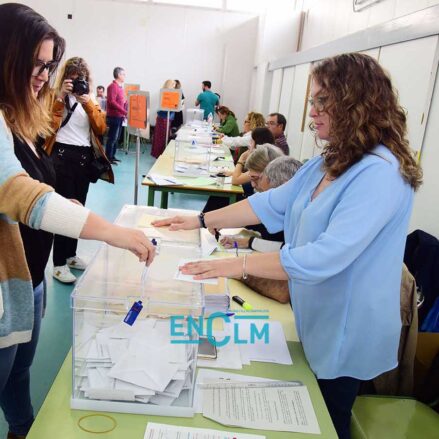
[154,54,423,439]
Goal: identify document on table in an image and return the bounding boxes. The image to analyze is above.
[202,381,320,434]
[144,422,265,439]
[194,369,278,413]
[175,258,218,285]
[147,173,184,186]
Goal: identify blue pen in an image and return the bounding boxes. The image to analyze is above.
[151,238,157,246]
[233,241,238,257]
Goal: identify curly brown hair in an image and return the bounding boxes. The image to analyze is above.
[55,57,92,93]
[247,111,265,130]
[311,53,422,190]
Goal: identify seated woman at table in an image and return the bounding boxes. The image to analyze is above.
[220,111,265,155]
[215,106,239,137]
[151,79,176,158]
[226,127,276,186]
[152,53,422,439]
[202,128,277,214]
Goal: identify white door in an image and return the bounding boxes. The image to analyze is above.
[278,67,295,120]
[268,69,284,114]
[286,63,312,161]
[379,35,439,154]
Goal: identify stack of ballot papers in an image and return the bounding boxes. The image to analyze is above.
[75,318,195,406]
[204,295,230,314]
[194,320,292,370]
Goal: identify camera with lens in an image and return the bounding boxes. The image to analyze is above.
[72,77,89,96]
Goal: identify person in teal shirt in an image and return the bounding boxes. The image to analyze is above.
[195,81,219,120]
[152,53,423,439]
[215,106,240,137]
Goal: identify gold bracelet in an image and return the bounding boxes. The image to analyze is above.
[242,254,248,280]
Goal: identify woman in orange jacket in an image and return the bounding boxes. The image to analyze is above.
[45,57,112,284]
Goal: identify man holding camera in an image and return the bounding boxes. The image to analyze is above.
[105,67,127,164]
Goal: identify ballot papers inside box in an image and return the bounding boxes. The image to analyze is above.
[70,205,213,417]
[173,139,214,177]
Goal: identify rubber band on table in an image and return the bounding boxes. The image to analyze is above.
[77,413,117,434]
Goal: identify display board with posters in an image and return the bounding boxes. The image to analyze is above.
[159,88,182,112]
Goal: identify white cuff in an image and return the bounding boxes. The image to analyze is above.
[252,237,283,253]
[39,192,90,238]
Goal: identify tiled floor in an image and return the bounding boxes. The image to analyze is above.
[0,144,207,436]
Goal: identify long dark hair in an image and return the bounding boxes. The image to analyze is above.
[0,3,65,141]
[312,53,422,190]
[251,127,275,146]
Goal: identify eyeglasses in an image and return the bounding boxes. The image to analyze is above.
[244,120,250,124]
[265,121,279,126]
[33,60,58,77]
[308,96,328,112]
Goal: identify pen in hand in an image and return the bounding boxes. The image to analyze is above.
[234,241,238,257]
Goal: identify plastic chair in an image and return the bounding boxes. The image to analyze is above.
[351,395,439,439]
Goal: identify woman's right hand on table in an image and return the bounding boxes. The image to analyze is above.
[151,215,200,231]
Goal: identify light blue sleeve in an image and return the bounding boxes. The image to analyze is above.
[28,192,53,229]
[248,176,296,233]
[280,160,411,284]
[0,115,24,188]
[248,157,314,233]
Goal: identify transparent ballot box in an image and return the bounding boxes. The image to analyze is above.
[186,108,204,123]
[71,205,209,417]
[173,139,213,177]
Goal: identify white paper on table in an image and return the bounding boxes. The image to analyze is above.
[147,173,184,186]
[238,320,292,365]
[202,382,320,434]
[174,258,218,285]
[144,422,266,439]
[200,228,218,256]
[194,369,278,413]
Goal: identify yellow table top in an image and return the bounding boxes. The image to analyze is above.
[27,343,336,439]
[141,141,244,195]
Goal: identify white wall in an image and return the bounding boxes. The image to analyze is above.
[251,5,302,113]
[296,0,439,50]
[12,0,258,125]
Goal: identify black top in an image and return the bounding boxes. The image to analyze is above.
[14,135,56,287]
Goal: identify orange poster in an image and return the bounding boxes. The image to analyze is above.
[124,83,140,98]
[128,94,147,129]
[160,89,181,111]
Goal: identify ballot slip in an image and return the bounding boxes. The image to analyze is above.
[201,381,321,434]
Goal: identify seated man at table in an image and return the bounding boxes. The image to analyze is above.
[220,155,302,303]
[266,112,289,155]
